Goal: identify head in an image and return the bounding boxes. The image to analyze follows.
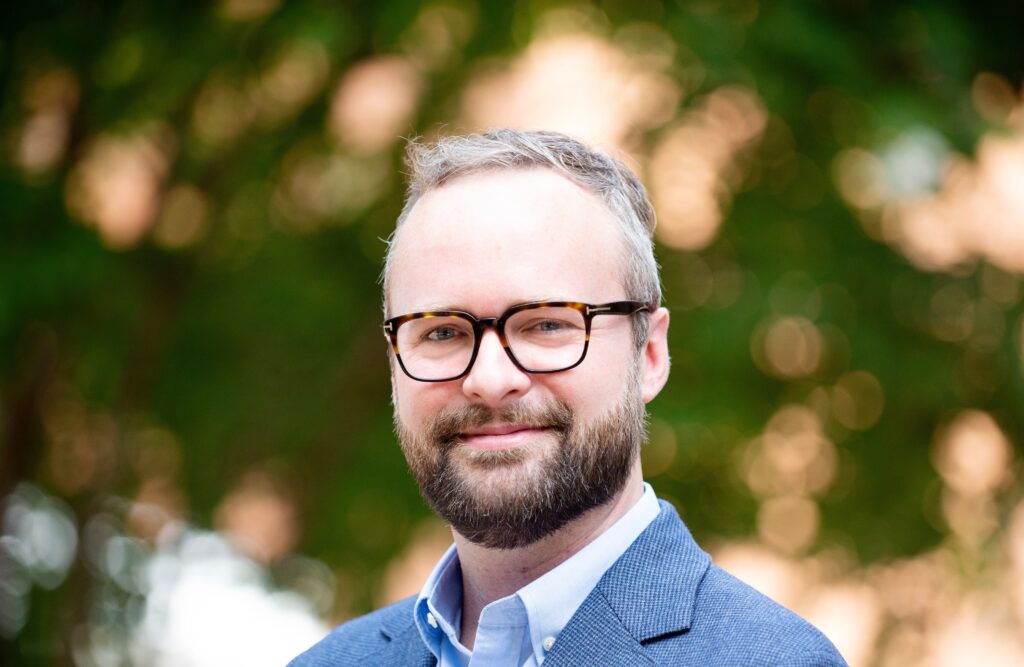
[383,129,670,549]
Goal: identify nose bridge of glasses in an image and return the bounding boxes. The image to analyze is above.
[478,319,517,362]
[474,316,508,345]
[465,314,526,383]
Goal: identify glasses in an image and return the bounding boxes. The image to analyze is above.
[383,300,651,382]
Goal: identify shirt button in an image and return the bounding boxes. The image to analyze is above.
[426,612,438,629]
[542,636,556,652]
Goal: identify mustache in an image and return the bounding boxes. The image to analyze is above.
[428,401,574,449]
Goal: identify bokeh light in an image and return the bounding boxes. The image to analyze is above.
[650,86,767,250]
[834,74,1024,275]
[933,410,1012,499]
[328,56,423,155]
[830,371,885,431]
[254,41,330,127]
[15,68,79,176]
[127,528,327,667]
[215,467,298,565]
[152,184,210,249]
[460,13,680,153]
[751,316,824,379]
[65,128,174,249]
[218,0,281,22]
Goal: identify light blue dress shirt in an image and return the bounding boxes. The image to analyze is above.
[413,483,661,666]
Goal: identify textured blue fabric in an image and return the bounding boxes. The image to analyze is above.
[289,501,848,666]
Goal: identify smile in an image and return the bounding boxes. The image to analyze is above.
[459,425,551,451]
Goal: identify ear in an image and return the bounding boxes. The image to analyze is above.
[640,307,671,404]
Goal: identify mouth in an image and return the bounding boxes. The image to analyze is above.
[459,424,552,451]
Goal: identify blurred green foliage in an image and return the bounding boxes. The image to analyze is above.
[2,0,1023,664]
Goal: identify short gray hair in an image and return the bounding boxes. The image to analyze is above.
[383,129,661,348]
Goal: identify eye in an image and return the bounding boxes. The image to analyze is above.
[423,325,464,342]
[517,315,581,335]
[531,319,570,332]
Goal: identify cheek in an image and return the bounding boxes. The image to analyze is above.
[393,378,455,428]
[542,365,623,419]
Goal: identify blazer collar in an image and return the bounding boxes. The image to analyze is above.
[539,501,711,666]
[595,500,711,642]
[380,608,435,666]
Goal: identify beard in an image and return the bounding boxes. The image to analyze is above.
[395,368,648,549]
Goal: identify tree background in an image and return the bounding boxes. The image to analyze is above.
[2,1,1023,665]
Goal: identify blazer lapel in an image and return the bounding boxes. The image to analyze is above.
[544,501,712,663]
[379,610,436,667]
[540,587,657,666]
[598,501,711,643]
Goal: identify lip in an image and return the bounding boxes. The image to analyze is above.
[459,425,550,450]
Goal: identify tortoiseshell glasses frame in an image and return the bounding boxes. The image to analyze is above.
[382,300,652,382]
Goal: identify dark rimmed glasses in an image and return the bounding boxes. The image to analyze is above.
[383,300,652,382]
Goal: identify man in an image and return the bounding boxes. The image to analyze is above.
[291,130,847,666]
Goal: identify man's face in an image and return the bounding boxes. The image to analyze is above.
[387,168,663,548]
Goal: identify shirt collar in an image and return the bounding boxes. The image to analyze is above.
[412,483,662,664]
[414,542,466,663]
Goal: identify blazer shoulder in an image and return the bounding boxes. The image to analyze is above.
[288,596,418,667]
[684,564,847,665]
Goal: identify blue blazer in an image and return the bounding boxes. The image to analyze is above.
[290,502,847,666]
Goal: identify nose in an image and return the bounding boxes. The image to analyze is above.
[461,329,531,406]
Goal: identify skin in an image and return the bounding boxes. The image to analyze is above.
[388,167,671,649]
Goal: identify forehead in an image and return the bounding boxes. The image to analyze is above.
[389,168,625,314]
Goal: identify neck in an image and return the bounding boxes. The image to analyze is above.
[453,462,645,650]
